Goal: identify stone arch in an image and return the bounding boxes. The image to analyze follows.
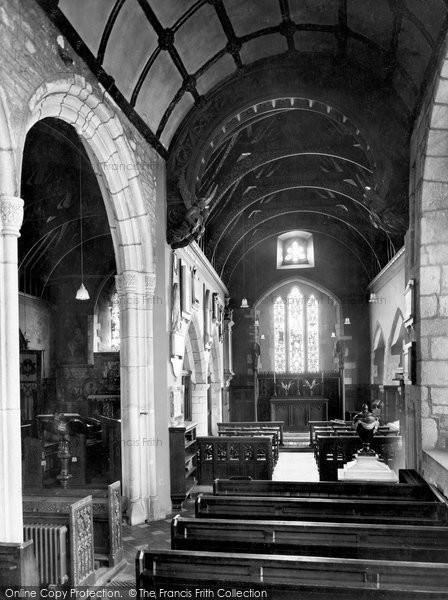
[187,313,209,434]
[372,323,386,385]
[208,329,223,435]
[386,309,405,383]
[21,76,161,523]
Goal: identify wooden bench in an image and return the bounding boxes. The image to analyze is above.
[136,548,448,599]
[195,493,448,525]
[309,420,397,447]
[316,434,402,480]
[218,421,284,444]
[23,495,95,587]
[0,540,39,587]
[23,481,123,568]
[197,436,274,483]
[212,478,440,501]
[171,515,448,562]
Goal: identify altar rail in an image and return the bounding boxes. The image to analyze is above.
[197,436,273,484]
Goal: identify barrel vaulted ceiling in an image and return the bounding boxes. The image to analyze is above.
[39,0,448,288]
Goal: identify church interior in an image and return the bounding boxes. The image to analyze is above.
[3,0,448,596]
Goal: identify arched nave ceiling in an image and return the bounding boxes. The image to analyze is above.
[42,0,448,281]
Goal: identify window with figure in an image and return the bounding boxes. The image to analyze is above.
[273,286,320,373]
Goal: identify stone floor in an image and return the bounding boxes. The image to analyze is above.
[105,450,318,586]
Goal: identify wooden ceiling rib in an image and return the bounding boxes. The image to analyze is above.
[47,0,448,151]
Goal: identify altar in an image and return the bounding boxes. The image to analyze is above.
[270,396,329,432]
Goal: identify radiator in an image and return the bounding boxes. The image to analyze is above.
[23,523,68,586]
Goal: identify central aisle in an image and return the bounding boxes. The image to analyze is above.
[273,450,319,482]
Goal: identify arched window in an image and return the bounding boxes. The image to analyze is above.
[273,287,320,372]
[110,291,120,352]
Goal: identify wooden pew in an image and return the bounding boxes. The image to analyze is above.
[136,548,448,599]
[217,428,280,462]
[23,481,123,568]
[197,436,274,483]
[171,515,448,562]
[0,540,39,587]
[23,495,96,587]
[309,420,397,447]
[195,493,448,525]
[316,434,402,480]
[218,421,284,444]
[212,478,440,501]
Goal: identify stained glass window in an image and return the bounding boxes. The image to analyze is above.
[273,287,320,372]
[111,291,120,351]
[307,295,319,371]
[288,287,304,373]
[274,296,286,372]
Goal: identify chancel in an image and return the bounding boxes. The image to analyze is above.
[2,0,448,596]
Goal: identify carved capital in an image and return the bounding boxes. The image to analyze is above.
[0,196,24,236]
[145,273,157,297]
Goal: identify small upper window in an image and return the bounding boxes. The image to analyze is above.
[277,231,314,269]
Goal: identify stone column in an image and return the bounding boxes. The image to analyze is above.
[191,383,209,435]
[0,195,24,542]
[209,382,222,435]
[116,270,162,524]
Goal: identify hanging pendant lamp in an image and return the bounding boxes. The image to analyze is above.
[76,155,89,301]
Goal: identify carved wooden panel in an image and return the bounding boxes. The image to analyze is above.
[69,496,94,587]
[108,481,123,565]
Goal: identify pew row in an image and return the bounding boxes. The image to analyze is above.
[136,549,448,599]
[197,436,274,483]
[212,478,441,501]
[23,481,123,568]
[195,493,448,525]
[316,435,402,480]
[171,515,448,563]
[218,421,284,445]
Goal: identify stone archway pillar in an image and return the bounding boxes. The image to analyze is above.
[116,270,162,524]
[191,383,210,435]
[0,195,24,542]
[209,381,222,435]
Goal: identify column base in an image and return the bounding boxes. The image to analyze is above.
[126,499,147,526]
[146,495,166,521]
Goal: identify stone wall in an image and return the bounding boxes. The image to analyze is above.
[410,36,448,462]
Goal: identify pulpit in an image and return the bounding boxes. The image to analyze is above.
[270,396,328,432]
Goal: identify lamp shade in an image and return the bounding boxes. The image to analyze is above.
[240,297,249,308]
[331,331,336,338]
[344,317,351,325]
[76,282,90,301]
